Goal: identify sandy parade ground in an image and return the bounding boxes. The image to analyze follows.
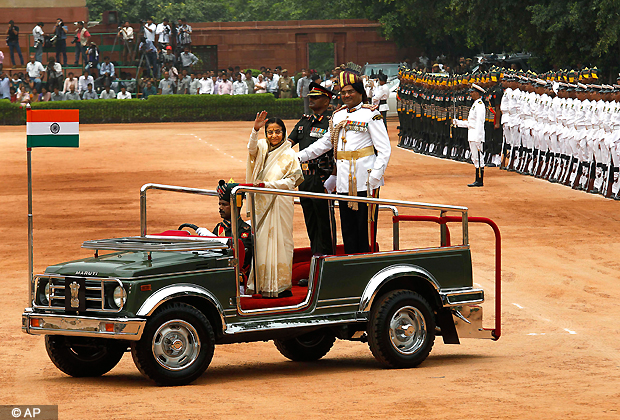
[1,118,619,419]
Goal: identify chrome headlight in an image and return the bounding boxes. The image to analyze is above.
[44,282,51,304]
[113,286,127,308]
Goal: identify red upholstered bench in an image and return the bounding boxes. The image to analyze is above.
[153,230,191,237]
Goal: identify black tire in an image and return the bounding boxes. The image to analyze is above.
[45,335,127,377]
[367,289,435,368]
[130,302,214,386]
[274,329,336,362]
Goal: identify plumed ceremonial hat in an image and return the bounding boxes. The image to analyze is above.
[217,179,242,202]
[338,62,363,90]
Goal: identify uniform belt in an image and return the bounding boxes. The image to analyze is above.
[337,145,376,160]
[379,100,387,105]
[336,145,376,209]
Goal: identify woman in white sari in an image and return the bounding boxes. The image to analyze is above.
[246,111,304,297]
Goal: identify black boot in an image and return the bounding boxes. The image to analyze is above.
[479,167,484,186]
[468,168,483,187]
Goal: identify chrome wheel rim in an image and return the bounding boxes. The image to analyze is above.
[152,319,201,371]
[389,306,427,355]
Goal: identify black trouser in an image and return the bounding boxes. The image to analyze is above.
[300,174,334,255]
[338,190,379,255]
[381,111,388,130]
[55,38,67,65]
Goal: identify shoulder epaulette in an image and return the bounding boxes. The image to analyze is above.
[362,104,379,112]
[334,104,348,113]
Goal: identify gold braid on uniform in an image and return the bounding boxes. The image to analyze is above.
[330,116,359,210]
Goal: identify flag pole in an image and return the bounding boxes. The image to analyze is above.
[26,105,34,307]
[27,146,34,306]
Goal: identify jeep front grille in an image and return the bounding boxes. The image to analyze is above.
[33,275,125,313]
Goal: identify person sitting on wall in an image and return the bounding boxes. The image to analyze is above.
[196,180,253,275]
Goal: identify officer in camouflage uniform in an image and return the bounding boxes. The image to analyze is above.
[288,82,335,259]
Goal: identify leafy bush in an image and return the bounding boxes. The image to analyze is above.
[0,94,303,125]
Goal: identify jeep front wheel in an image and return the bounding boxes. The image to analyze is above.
[368,290,435,368]
[130,302,214,386]
[274,329,336,361]
[45,335,127,377]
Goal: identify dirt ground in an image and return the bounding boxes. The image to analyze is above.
[1,119,619,419]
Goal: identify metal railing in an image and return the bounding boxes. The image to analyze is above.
[139,183,472,313]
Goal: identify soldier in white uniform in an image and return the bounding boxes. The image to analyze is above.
[297,65,391,254]
[453,83,486,187]
[372,73,390,130]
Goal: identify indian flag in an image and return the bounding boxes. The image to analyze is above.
[26,109,79,148]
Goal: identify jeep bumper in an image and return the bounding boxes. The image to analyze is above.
[22,309,146,341]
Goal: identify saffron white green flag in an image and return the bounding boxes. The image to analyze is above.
[26,109,79,148]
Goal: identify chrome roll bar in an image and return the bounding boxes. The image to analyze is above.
[139,183,469,296]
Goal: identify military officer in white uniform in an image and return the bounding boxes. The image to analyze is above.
[453,83,486,187]
[297,66,391,254]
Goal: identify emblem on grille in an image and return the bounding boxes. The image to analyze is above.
[70,281,80,308]
[50,123,60,135]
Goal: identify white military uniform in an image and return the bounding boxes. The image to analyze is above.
[454,97,486,167]
[297,102,392,194]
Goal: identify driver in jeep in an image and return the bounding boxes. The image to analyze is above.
[196,180,253,274]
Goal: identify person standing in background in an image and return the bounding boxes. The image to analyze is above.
[32,22,45,63]
[54,18,68,66]
[297,69,311,114]
[176,19,192,53]
[372,74,389,130]
[118,21,134,64]
[73,22,90,67]
[6,21,24,67]
[277,69,295,98]
[189,73,201,94]
[245,70,255,94]
[232,73,248,95]
[0,72,10,99]
[453,84,487,187]
[143,18,156,43]
[155,18,171,49]
[217,73,233,95]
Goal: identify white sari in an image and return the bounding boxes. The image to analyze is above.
[246,129,304,296]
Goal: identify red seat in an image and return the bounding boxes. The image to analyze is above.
[239,285,308,310]
[153,230,191,237]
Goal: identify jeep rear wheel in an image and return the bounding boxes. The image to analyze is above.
[45,335,127,377]
[131,302,214,386]
[368,290,435,368]
[274,329,336,362]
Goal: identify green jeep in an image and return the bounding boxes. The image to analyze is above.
[22,183,501,386]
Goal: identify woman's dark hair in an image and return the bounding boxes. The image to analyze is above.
[264,117,286,139]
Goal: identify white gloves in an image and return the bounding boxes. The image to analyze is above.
[296,151,308,163]
[367,170,382,190]
[196,227,216,237]
[324,175,337,193]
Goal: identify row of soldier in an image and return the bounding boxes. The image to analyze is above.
[397,70,504,169]
[500,75,620,198]
[396,68,620,199]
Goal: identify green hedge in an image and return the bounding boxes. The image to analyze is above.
[0,94,303,125]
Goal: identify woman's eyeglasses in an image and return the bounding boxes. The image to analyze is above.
[267,130,282,135]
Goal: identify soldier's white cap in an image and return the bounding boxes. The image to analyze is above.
[471,83,485,93]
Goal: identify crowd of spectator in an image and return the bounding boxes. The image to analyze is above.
[1,16,363,109]
[0,55,357,107]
